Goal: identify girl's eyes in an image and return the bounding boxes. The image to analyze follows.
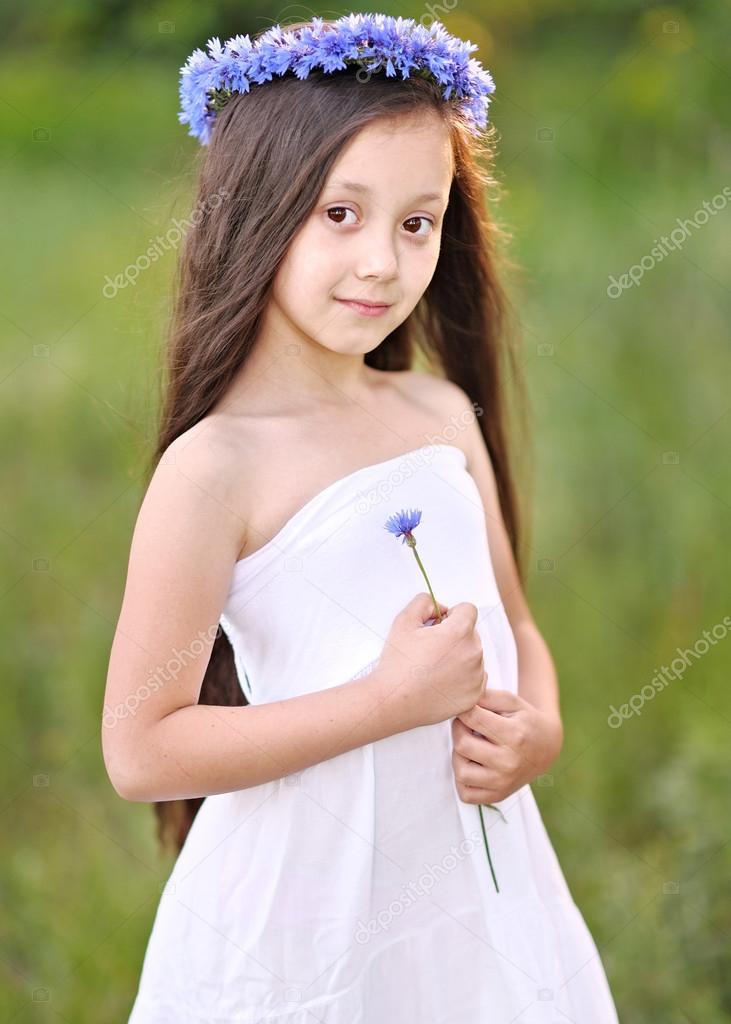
[325,206,434,238]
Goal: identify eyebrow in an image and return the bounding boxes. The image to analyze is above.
[323,179,445,204]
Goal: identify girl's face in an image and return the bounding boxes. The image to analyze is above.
[269,111,454,357]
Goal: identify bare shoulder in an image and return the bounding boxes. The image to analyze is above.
[406,373,535,631]
[161,416,243,505]
[137,416,250,570]
[390,368,470,410]
[389,370,479,458]
[176,410,285,561]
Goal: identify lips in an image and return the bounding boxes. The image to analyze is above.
[337,298,391,308]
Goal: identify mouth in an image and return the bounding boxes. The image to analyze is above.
[335,297,393,316]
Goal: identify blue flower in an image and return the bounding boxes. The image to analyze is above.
[178,13,496,145]
[384,507,443,623]
[383,508,422,545]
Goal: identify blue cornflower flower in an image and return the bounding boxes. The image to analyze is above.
[178,13,496,145]
[383,508,422,546]
[384,507,443,623]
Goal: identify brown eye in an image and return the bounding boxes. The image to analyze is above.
[403,216,433,236]
[327,206,356,225]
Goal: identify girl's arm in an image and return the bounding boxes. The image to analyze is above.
[513,620,562,725]
[102,430,416,803]
[440,381,564,735]
[108,665,411,803]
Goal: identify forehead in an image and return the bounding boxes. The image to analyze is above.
[324,113,454,199]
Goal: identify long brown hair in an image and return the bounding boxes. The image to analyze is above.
[149,20,529,856]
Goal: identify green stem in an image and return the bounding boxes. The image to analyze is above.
[478,804,500,893]
[409,545,443,621]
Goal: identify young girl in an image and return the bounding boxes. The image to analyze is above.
[103,14,620,1022]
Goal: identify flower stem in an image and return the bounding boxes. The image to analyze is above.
[409,546,443,621]
[478,804,500,893]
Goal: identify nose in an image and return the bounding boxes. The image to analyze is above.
[354,222,400,282]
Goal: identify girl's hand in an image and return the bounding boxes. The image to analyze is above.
[378,594,488,729]
[450,689,563,805]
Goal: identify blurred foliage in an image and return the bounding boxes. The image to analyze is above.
[1,0,729,1020]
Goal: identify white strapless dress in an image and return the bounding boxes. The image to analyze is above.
[127,443,620,1023]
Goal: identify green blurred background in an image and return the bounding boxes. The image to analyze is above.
[2,0,729,1019]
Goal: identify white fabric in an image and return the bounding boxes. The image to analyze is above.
[127,443,619,1022]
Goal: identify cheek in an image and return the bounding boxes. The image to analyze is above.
[419,232,443,280]
[398,225,440,272]
[399,241,441,302]
[274,232,338,307]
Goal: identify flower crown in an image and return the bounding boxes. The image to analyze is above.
[178,13,496,146]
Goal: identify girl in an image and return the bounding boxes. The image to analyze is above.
[103,14,620,1022]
